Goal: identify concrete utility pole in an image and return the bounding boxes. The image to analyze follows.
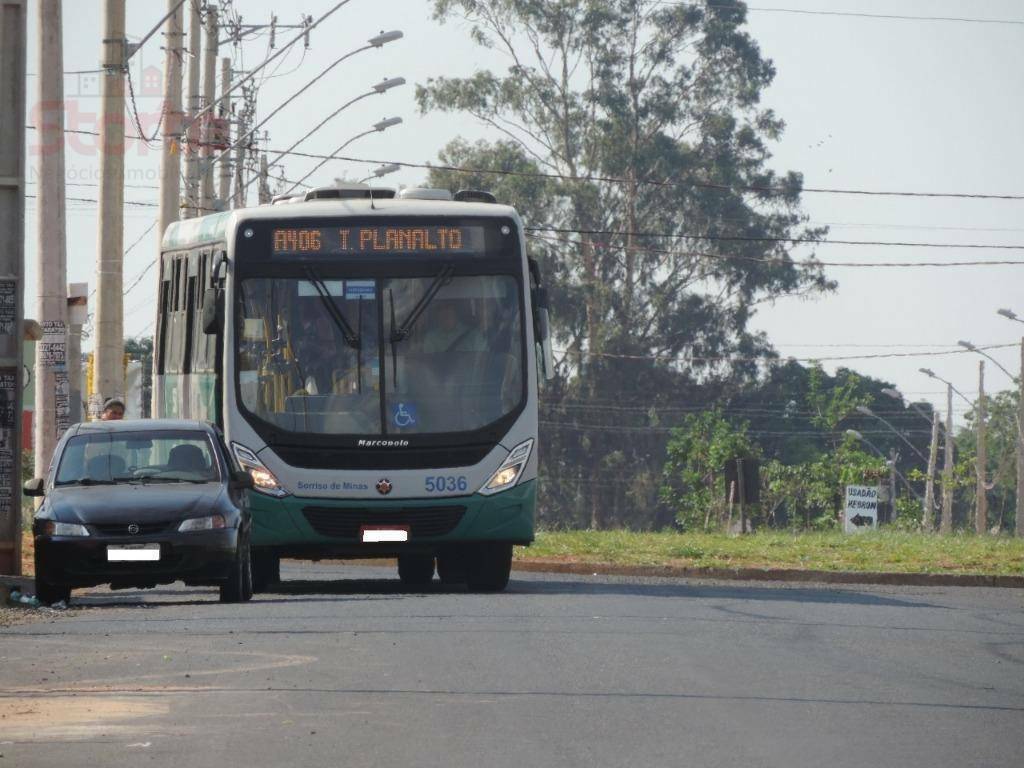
[155,0,184,416]
[941,383,954,534]
[258,153,271,204]
[976,360,988,534]
[92,0,127,416]
[218,57,232,206]
[34,0,70,479]
[199,5,218,214]
[922,411,939,532]
[66,283,88,424]
[0,0,27,575]
[232,93,250,208]
[888,448,898,524]
[183,0,202,218]
[1017,338,1024,537]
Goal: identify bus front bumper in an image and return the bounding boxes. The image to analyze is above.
[248,480,536,551]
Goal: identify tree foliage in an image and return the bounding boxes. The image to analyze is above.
[420,0,834,527]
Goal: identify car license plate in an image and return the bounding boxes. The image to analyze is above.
[360,526,409,543]
[107,544,161,562]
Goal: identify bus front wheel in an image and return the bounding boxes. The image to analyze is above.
[398,554,435,586]
[465,543,513,593]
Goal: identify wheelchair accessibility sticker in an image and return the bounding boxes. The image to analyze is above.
[392,402,418,429]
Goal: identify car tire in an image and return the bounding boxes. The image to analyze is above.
[437,549,467,585]
[251,548,280,593]
[397,554,435,586]
[220,531,253,603]
[33,550,71,605]
[464,543,513,593]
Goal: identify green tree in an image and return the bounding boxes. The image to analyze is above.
[661,410,758,530]
[420,0,833,527]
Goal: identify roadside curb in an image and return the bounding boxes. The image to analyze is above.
[0,576,35,602]
[510,560,1024,588]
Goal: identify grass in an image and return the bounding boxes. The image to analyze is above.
[516,529,1024,576]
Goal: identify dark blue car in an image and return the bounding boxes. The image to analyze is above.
[25,419,254,605]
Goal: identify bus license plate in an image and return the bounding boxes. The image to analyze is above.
[360,527,409,543]
[107,544,161,562]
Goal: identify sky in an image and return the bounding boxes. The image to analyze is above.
[20,0,1024,425]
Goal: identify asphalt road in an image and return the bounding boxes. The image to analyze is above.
[1,563,1022,768]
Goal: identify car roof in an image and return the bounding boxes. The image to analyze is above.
[69,419,216,436]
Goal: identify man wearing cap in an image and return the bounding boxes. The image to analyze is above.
[101,397,125,421]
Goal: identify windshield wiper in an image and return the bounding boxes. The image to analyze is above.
[56,478,116,487]
[390,264,454,344]
[305,267,360,349]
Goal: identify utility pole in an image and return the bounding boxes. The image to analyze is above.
[183,0,202,218]
[941,383,954,533]
[92,0,127,416]
[200,4,218,214]
[922,411,939,532]
[218,57,232,206]
[0,0,27,575]
[34,0,70,481]
[976,360,987,534]
[888,448,898,524]
[155,0,184,417]
[1017,339,1024,537]
[258,153,271,204]
[232,87,252,208]
[66,283,87,424]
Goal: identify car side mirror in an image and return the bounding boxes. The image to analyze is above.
[202,287,224,335]
[230,471,254,491]
[23,478,45,497]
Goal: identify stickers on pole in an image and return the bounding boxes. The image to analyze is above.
[844,485,878,532]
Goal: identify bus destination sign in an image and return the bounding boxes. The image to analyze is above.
[271,226,487,256]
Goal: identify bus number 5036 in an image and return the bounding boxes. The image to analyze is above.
[425,476,469,493]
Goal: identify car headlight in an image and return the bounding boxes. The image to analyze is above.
[479,439,534,495]
[232,442,289,497]
[178,514,227,532]
[42,521,90,537]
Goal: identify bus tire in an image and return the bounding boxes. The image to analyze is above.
[437,549,467,585]
[251,548,280,592]
[465,543,512,593]
[397,554,435,586]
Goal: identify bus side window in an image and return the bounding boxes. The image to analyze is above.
[156,256,172,376]
[182,252,198,374]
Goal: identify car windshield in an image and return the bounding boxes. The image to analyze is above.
[55,430,221,486]
[237,274,524,435]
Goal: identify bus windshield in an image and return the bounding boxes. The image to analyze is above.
[236,274,524,436]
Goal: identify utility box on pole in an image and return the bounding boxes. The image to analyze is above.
[0,0,27,575]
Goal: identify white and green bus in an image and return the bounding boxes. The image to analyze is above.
[155,186,553,591]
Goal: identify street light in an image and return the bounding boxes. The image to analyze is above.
[997,308,1022,324]
[919,367,974,407]
[958,339,1017,380]
[854,404,929,463]
[881,387,934,425]
[246,77,407,195]
[210,32,405,168]
[359,163,401,183]
[282,117,404,196]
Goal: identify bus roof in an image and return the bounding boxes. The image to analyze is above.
[161,198,521,252]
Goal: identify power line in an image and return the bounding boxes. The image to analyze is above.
[554,342,1020,365]
[527,233,1024,268]
[685,2,1024,27]
[528,226,1024,251]
[27,123,1024,201]
[251,145,1024,201]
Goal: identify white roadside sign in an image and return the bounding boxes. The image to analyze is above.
[844,485,878,533]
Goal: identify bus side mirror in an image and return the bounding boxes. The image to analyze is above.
[531,287,555,381]
[230,471,254,491]
[202,287,223,335]
[23,478,45,497]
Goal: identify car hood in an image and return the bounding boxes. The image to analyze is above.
[44,483,226,524]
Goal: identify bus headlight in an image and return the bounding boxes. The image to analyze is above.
[479,439,534,495]
[231,443,289,498]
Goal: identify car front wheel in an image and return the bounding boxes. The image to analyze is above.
[33,551,71,605]
[220,531,253,603]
